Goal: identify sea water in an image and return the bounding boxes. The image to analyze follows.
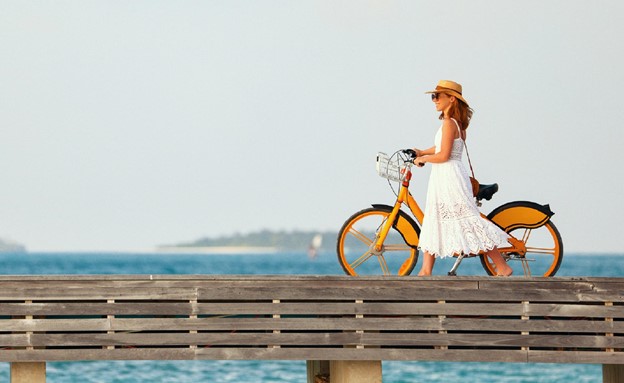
[0,251,620,382]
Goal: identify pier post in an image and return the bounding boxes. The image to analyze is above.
[307,360,330,382]
[603,364,624,383]
[330,360,382,383]
[10,362,46,383]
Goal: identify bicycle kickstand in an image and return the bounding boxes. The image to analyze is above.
[520,258,531,277]
[448,254,466,276]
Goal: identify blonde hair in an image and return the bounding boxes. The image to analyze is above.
[439,97,473,130]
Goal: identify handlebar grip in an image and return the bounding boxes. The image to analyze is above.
[402,149,417,158]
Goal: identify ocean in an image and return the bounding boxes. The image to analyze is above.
[0,251,620,382]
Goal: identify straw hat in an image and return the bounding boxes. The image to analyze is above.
[425,80,469,106]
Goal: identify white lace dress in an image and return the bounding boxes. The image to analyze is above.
[418,120,509,258]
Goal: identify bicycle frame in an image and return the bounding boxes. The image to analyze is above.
[373,169,423,252]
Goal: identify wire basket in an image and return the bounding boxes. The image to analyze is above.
[376,152,406,182]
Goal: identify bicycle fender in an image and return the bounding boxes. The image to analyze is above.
[372,204,420,248]
[487,201,554,231]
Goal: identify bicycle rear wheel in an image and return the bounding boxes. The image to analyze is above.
[336,206,420,276]
[480,220,563,277]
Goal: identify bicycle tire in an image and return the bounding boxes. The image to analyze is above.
[480,202,563,277]
[336,206,420,276]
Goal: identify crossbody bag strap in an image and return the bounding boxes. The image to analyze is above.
[462,139,476,179]
[451,118,476,179]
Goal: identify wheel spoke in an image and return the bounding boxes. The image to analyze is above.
[378,255,390,276]
[522,228,532,243]
[348,227,373,246]
[384,244,414,251]
[525,246,556,255]
[349,251,375,270]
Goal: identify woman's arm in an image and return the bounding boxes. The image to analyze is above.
[413,146,436,157]
[415,119,456,165]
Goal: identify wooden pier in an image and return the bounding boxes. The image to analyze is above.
[1,275,623,382]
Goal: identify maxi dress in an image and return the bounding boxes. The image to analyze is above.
[417,119,509,258]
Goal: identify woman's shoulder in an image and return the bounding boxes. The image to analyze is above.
[443,116,461,124]
[441,118,459,131]
[441,118,462,138]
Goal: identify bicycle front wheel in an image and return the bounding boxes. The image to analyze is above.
[336,206,420,276]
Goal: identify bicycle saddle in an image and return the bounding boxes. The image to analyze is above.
[476,183,498,201]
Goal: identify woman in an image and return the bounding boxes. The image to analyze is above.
[413,80,513,276]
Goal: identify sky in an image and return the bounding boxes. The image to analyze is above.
[1,1,623,253]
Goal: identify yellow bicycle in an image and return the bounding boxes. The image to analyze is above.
[336,150,563,277]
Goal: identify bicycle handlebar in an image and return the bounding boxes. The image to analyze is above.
[401,149,425,167]
[402,149,417,159]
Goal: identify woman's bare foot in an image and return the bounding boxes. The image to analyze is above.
[487,247,513,276]
[495,266,513,277]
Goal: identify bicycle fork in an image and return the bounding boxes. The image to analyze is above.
[371,202,403,275]
[373,178,413,255]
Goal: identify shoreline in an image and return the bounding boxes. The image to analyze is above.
[155,246,280,254]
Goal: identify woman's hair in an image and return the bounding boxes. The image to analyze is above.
[440,97,473,130]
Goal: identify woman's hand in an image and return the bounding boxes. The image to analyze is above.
[414,156,426,167]
[412,148,423,157]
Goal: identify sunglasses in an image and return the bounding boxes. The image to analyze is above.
[431,93,442,101]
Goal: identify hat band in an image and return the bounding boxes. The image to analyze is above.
[437,86,461,95]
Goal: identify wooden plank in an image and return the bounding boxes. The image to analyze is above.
[0,318,111,332]
[1,277,622,302]
[0,275,621,286]
[1,331,620,350]
[529,350,624,364]
[2,317,623,334]
[1,301,622,318]
[0,276,475,290]
[524,303,624,318]
[356,333,624,349]
[195,287,485,301]
[195,286,624,302]
[0,348,197,362]
[0,347,529,363]
[477,279,597,291]
[0,302,196,316]
[192,347,530,363]
[0,288,196,301]
[3,332,362,347]
[0,346,613,364]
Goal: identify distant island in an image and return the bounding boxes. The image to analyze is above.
[160,229,337,253]
[0,238,26,253]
